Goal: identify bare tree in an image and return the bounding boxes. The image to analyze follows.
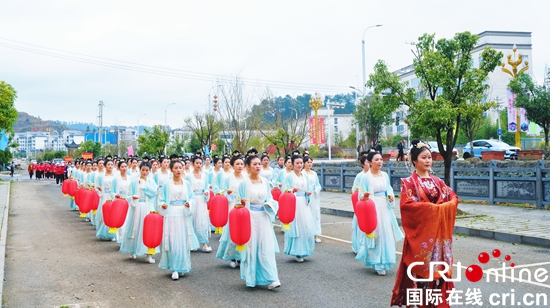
[184,112,222,150]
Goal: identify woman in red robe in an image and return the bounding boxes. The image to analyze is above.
[391,139,459,308]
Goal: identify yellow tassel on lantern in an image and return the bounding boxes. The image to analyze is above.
[92,210,97,215]
[147,248,156,255]
[235,244,245,252]
[79,212,86,218]
[215,227,223,234]
[282,223,291,230]
[63,194,68,197]
[71,196,75,200]
[365,232,375,239]
[108,227,118,234]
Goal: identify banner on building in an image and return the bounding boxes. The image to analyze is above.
[309,117,326,145]
[81,152,93,160]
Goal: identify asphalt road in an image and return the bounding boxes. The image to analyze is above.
[2,180,550,307]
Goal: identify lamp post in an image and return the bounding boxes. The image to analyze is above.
[164,103,176,155]
[309,93,324,151]
[349,86,364,157]
[361,24,383,96]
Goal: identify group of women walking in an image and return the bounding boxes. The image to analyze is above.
[63,140,459,304]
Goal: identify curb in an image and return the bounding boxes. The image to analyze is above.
[321,207,550,249]
[0,182,11,301]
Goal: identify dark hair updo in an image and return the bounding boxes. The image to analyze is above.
[245,155,260,166]
[409,138,431,165]
[366,151,381,162]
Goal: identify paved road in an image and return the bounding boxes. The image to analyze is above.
[2,180,550,307]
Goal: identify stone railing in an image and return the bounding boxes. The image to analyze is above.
[312,160,550,209]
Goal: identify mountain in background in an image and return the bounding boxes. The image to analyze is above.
[14,112,70,133]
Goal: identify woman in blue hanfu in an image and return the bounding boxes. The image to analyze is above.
[237,155,280,290]
[119,162,159,264]
[158,160,198,280]
[186,156,212,253]
[351,155,370,254]
[303,156,322,243]
[356,151,404,276]
[282,154,315,263]
[215,156,248,268]
[95,159,116,240]
[112,160,131,243]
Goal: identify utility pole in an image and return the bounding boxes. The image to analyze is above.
[98,101,104,145]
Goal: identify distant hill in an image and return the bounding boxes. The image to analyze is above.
[14,112,69,133]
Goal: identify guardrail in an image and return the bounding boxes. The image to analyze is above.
[312,160,550,209]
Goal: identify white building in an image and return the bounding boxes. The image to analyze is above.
[13,130,85,157]
[389,30,533,142]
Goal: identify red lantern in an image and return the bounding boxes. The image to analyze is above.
[271,188,282,201]
[355,197,377,238]
[104,199,129,234]
[90,190,100,215]
[76,188,94,218]
[351,191,359,212]
[206,190,214,211]
[67,180,78,198]
[143,212,164,255]
[61,180,69,196]
[278,192,296,230]
[209,195,228,234]
[229,205,251,252]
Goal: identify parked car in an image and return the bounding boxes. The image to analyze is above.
[427,141,459,160]
[463,139,520,159]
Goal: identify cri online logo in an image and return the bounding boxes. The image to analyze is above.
[407,249,518,283]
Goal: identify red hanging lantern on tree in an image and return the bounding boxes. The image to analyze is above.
[278,192,296,230]
[355,195,377,239]
[104,198,129,234]
[143,212,164,255]
[351,191,359,213]
[271,188,282,201]
[229,202,251,252]
[209,195,228,234]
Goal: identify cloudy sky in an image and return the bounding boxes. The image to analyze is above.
[1,0,548,128]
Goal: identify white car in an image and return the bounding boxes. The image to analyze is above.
[427,141,459,159]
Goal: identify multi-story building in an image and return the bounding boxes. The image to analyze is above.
[12,130,85,157]
[388,30,533,144]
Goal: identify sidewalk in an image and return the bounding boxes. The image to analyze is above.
[319,190,550,248]
[0,182,11,301]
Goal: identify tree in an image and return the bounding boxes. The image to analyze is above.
[184,112,222,152]
[0,81,18,165]
[354,94,395,147]
[460,101,497,158]
[509,72,550,156]
[137,125,169,157]
[367,32,502,184]
[75,140,103,158]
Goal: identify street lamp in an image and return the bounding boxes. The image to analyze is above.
[164,103,176,155]
[362,24,383,96]
[349,86,364,156]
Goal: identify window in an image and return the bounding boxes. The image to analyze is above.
[334,118,338,125]
[334,125,338,133]
[397,125,404,133]
[478,56,483,67]
[410,78,420,89]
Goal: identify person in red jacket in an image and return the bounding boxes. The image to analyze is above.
[54,163,65,185]
[28,163,35,179]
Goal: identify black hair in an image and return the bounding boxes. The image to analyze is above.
[284,156,292,164]
[118,160,128,168]
[360,155,369,166]
[245,155,260,166]
[191,156,203,164]
[213,157,221,165]
[410,138,431,166]
[291,154,303,164]
[260,154,270,161]
[230,155,244,166]
[159,157,170,164]
[303,156,313,163]
[169,160,184,170]
[221,156,231,164]
[139,161,152,170]
[366,151,381,162]
[104,159,114,166]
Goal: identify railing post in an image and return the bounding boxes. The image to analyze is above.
[489,161,495,205]
[536,160,543,209]
[340,162,345,192]
[320,162,326,191]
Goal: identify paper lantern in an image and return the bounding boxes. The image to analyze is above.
[67,180,78,198]
[278,192,296,230]
[229,206,251,252]
[61,180,69,196]
[355,197,377,238]
[90,190,100,215]
[209,195,228,234]
[351,191,359,212]
[206,190,214,211]
[143,212,164,255]
[271,188,282,201]
[105,199,129,234]
[76,188,94,218]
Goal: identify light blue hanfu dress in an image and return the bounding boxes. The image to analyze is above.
[119,177,159,257]
[186,171,211,245]
[215,173,246,263]
[351,170,368,253]
[158,178,199,274]
[355,171,404,271]
[283,171,315,259]
[67,167,78,210]
[237,177,280,287]
[85,171,97,226]
[112,174,131,244]
[305,170,322,236]
[95,172,116,240]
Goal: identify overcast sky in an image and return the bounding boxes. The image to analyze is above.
[1,0,548,128]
